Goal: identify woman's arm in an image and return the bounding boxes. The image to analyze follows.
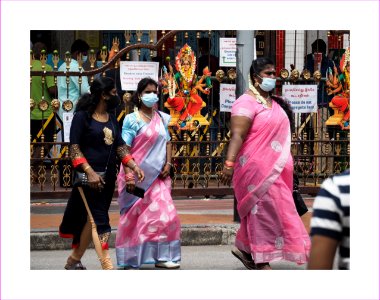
[160,141,172,178]
[220,115,252,186]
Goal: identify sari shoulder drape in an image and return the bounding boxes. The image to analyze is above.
[232,96,292,218]
[117,112,168,213]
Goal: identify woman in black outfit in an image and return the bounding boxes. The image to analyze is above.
[59,77,144,270]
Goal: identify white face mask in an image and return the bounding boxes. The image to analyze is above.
[258,76,276,92]
[141,92,159,107]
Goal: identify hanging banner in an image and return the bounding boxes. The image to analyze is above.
[120,61,159,91]
[282,85,318,113]
[219,38,236,67]
[220,84,236,112]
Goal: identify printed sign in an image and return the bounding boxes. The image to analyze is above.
[120,61,159,91]
[220,84,236,112]
[282,85,318,113]
[219,38,236,67]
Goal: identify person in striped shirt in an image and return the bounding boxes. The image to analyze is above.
[308,169,350,269]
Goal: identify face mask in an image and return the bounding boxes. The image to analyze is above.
[141,92,159,108]
[258,76,276,92]
[106,95,121,110]
[82,55,88,63]
[96,61,103,68]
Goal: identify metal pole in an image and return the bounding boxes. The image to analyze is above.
[233,30,255,223]
[236,30,256,97]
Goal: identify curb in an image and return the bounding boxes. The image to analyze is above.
[31,224,240,251]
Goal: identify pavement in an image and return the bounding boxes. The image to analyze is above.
[31,245,307,270]
[31,195,314,251]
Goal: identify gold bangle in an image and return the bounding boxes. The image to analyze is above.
[166,162,173,167]
[83,165,91,172]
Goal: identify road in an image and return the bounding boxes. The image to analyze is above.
[31,245,306,270]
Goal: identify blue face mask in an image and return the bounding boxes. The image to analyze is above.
[82,56,88,63]
[141,92,159,108]
[258,76,276,92]
[96,61,103,68]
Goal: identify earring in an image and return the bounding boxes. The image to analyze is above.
[254,81,259,87]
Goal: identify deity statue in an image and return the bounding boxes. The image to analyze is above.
[161,44,212,129]
[325,47,350,130]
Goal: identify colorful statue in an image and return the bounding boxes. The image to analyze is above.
[326,47,350,130]
[161,44,212,128]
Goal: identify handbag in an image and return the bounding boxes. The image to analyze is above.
[72,121,114,188]
[293,174,308,216]
[72,170,106,187]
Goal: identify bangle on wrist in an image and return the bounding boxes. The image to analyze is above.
[125,172,135,181]
[166,162,173,167]
[83,165,91,172]
[122,154,133,166]
[224,160,235,168]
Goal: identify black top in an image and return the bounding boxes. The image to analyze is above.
[70,110,125,175]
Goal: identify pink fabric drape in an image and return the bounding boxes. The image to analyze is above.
[231,94,310,264]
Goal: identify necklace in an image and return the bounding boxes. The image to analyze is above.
[140,110,153,120]
[248,76,271,107]
[94,111,108,120]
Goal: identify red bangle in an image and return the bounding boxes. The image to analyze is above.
[224,160,235,168]
[121,154,133,166]
[72,157,87,168]
[125,173,135,181]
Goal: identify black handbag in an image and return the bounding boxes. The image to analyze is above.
[72,170,106,187]
[293,174,308,216]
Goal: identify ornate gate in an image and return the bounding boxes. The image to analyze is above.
[30,30,349,199]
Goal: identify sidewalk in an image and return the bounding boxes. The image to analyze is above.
[31,196,313,250]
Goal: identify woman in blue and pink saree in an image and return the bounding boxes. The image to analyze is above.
[116,78,181,269]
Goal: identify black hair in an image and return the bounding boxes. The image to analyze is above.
[132,77,158,109]
[250,57,294,126]
[311,39,327,54]
[71,39,90,55]
[75,77,115,116]
[198,37,210,52]
[32,42,46,60]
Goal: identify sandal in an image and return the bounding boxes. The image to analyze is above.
[64,256,87,270]
[231,247,256,270]
[255,263,272,270]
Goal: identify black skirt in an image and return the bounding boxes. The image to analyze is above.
[59,176,115,247]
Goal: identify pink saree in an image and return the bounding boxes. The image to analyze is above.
[231,94,310,264]
[116,111,181,268]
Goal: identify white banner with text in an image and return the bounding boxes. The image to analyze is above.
[120,61,159,91]
[220,84,236,112]
[282,85,318,113]
[219,38,236,67]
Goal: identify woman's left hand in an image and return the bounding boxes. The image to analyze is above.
[159,164,171,178]
[220,166,234,186]
[133,166,145,182]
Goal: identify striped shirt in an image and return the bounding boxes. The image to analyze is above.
[310,169,350,269]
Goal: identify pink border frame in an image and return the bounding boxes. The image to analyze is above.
[0,0,379,299]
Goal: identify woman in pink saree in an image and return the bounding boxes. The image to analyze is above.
[116,78,181,269]
[221,58,310,270]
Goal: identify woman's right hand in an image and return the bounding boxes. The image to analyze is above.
[126,179,136,193]
[133,166,145,182]
[87,170,105,191]
[220,166,234,186]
